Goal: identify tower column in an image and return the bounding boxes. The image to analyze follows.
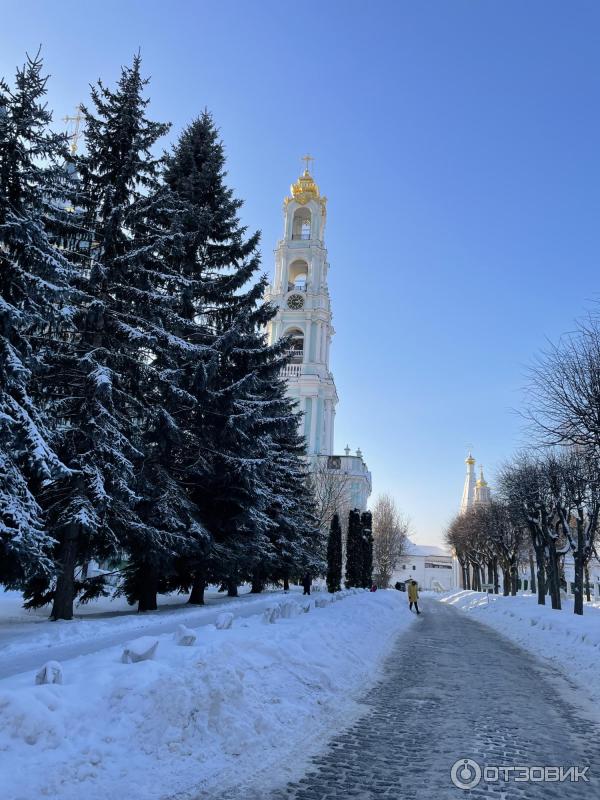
[460,453,477,514]
[264,162,338,458]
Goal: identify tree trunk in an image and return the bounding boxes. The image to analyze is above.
[188,567,205,605]
[510,557,518,596]
[137,565,158,612]
[534,543,546,606]
[227,580,238,598]
[492,558,499,594]
[528,549,537,595]
[502,567,510,596]
[251,570,264,594]
[573,554,584,616]
[283,574,290,591]
[585,565,591,603]
[573,524,585,616]
[547,542,561,610]
[51,525,79,621]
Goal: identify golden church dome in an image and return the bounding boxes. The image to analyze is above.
[290,169,320,204]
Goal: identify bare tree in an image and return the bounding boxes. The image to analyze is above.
[307,458,352,536]
[523,312,600,614]
[485,499,524,596]
[372,494,409,587]
[446,515,471,589]
[447,502,523,596]
[526,314,600,451]
[498,453,568,609]
[549,448,600,615]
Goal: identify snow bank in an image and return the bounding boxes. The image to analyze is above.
[0,587,275,662]
[0,591,413,800]
[437,590,600,707]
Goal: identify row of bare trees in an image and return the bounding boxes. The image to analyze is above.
[448,313,600,615]
[372,494,410,587]
[447,500,526,598]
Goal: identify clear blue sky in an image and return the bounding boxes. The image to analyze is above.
[4,1,600,545]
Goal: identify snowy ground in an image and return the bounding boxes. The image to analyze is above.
[0,589,414,800]
[437,590,600,710]
[0,587,302,680]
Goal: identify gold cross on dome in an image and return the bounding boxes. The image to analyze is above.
[301,153,314,173]
[62,109,84,154]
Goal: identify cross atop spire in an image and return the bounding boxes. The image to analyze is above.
[301,153,314,174]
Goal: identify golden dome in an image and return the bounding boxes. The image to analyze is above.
[290,169,321,204]
[476,467,488,487]
[465,452,475,466]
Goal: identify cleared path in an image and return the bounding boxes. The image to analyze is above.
[239,598,597,800]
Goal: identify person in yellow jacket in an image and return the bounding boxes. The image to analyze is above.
[407,579,420,614]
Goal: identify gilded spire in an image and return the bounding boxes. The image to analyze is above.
[290,170,320,204]
[476,466,488,488]
[285,156,327,209]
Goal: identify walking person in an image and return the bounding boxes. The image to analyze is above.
[407,578,420,614]
[302,572,312,596]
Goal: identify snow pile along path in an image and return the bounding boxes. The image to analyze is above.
[0,587,286,666]
[0,590,413,800]
[438,590,600,708]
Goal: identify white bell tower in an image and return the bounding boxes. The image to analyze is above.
[460,453,477,513]
[265,158,338,456]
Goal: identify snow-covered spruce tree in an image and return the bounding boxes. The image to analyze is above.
[138,112,258,604]
[0,52,73,590]
[194,278,286,597]
[257,383,322,590]
[326,513,342,592]
[360,510,373,588]
[81,55,217,613]
[30,55,207,617]
[345,508,363,588]
[156,112,320,600]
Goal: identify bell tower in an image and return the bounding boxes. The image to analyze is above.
[265,158,338,456]
[460,453,477,513]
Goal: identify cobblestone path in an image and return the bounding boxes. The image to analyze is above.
[260,599,597,800]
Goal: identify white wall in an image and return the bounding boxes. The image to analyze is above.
[391,555,455,591]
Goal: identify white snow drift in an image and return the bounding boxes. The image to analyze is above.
[0,590,413,800]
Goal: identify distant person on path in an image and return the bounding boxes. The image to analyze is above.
[408,579,420,614]
[302,572,312,595]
